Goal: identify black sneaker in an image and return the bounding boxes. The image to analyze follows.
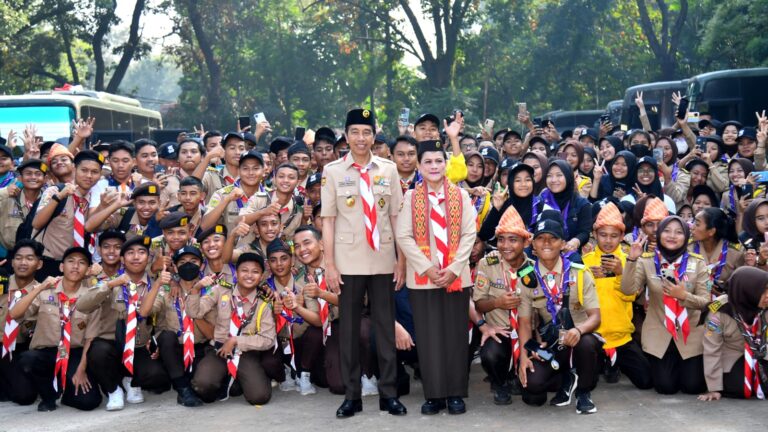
[177,386,204,407]
[604,364,621,384]
[575,390,597,414]
[492,384,512,405]
[508,377,522,396]
[550,369,578,407]
[37,399,57,412]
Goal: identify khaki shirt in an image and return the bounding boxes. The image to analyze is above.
[34,187,94,260]
[320,154,402,275]
[161,175,180,208]
[206,184,252,233]
[0,276,37,344]
[474,254,538,330]
[186,285,276,352]
[239,192,303,241]
[621,253,710,359]
[201,261,237,290]
[26,280,94,349]
[519,259,599,330]
[266,275,309,339]
[297,263,339,324]
[202,166,236,196]
[0,188,36,250]
[152,285,215,345]
[702,309,764,392]
[687,240,744,290]
[396,186,475,289]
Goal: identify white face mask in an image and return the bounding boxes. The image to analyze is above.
[674,137,688,155]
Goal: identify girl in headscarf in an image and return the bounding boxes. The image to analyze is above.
[522,151,548,195]
[559,141,591,199]
[592,150,637,201]
[699,267,768,401]
[740,198,768,270]
[719,120,743,158]
[622,156,676,213]
[622,215,710,395]
[598,136,623,164]
[689,207,744,296]
[580,147,597,180]
[479,162,536,245]
[721,158,754,226]
[536,160,592,254]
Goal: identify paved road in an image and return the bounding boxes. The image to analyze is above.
[1,366,765,432]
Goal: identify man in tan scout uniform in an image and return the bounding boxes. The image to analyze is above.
[321,108,406,418]
[239,162,304,242]
[201,132,245,195]
[201,149,265,233]
[84,182,163,239]
[0,159,46,252]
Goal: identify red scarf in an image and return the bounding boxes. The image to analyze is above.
[743,316,765,399]
[54,292,76,391]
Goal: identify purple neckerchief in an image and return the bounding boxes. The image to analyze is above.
[0,172,15,188]
[540,188,571,238]
[632,226,639,241]
[533,256,572,326]
[671,164,679,182]
[653,250,690,281]
[531,196,540,227]
[693,240,728,282]
[728,185,736,213]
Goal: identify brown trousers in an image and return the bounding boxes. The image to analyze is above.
[192,349,271,405]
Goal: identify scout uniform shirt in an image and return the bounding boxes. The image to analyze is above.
[320,154,402,275]
[100,208,160,239]
[76,272,156,347]
[518,258,600,330]
[151,285,215,345]
[25,280,94,350]
[582,247,636,350]
[264,275,309,339]
[167,204,204,238]
[201,261,237,290]
[34,187,93,260]
[206,184,253,233]
[297,263,339,324]
[202,166,236,197]
[0,275,36,347]
[0,188,37,250]
[186,285,276,352]
[620,252,710,359]
[238,191,303,242]
[474,254,538,330]
[687,240,744,293]
[160,174,180,209]
[148,236,197,272]
[703,305,768,392]
[396,184,476,289]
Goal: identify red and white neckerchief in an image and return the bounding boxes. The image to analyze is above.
[54,291,77,392]
[2,288,27,359]
[506,269,520,369]
[428,191,449,269]
[72,194,95,254]
[227,295,248,379]
[604,347,617,366]
[660,260,691,343]
[743,316,765,399]
[315,269,331,344]
[223,172,236,185]
[178,296,195,372]
[351,161,379,251]
[122,282,139,375]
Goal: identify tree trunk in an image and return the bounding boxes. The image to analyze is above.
[92,1,116,91]
[56,12,80,84]
[184,0,222,113]
[106,0,146,93]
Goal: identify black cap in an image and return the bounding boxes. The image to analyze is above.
[158,142,178,160]
[287,141,311,158]
[307,172,322,188]
[507,161,534,180]
[499,157,515,170]
[738,127,757,141]
[173,245,203,263]
[345,108,375,130]
[374,133,388,144]
[684,158,709,173]
[479,146,500,165]
[414,113,440,128]
[529,136,548,148]
[92,141,111,152]
[236,252,265,271]
[502,129,522,142]
[698,118,721,130]
[0,145,12,158]
[493,128,510,141]
[704,135,724,147]
[314,127,336,144]
[62,246,92,265]
[239,149,264,166]
[691,185,720,208]
[417,140,446,159]
[131,182,160,199]
[243,132,258,146]
[334,135,347,149]
[719,120,743,133]
[120,235,152,256]
[222,132,245,146]
[17,158,47,174]
[196,224,227,243]
[158,211,190,230]
[579,128,599,143]
[74,149,105,167]
[98,229,126,246]
[266,239,291,257]
[533,218,565,240]
[269,136,293,154]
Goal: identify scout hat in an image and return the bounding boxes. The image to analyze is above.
[266,239,291,257]
[73,149,105,166]
[158,211,189,230]
[196,224,227,243]
[120,235,151,256]
[239,149,264,166]
[17,158,47,174]
[62,246,92,266]
[495,205,531,240]
[345,108,375,129]
[99,229,126,246]
[131,182,160,199]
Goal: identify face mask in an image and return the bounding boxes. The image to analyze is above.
[177,262,200,281]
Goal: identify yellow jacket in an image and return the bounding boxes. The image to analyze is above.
[446,153,467,184]
[582,246,636,349]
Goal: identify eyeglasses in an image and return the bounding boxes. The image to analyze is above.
[637,167,655,175]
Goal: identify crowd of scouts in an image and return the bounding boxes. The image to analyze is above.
[0,96,767,418]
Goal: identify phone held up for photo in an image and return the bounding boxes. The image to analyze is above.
[239,116,251,130]
[676,98,689,120]
[254,112,267,124]
[398,108,410,128]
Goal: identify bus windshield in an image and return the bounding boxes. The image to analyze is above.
[0,105,75,142]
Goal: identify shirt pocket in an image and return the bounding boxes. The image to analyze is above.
[373,185,391,214]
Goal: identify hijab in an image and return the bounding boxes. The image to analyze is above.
[722,267,768,323]
[506,164,536,228]
[464,152,485,188]
[657,215,690,263]
[635,156,664,199]
[546,160,575,210]
[599,136,624,161]
[523,151,549,195]
[598,150,637,199]
[742,198,768,240]
[581,146,598,179]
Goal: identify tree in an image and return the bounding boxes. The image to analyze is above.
[636,0,688,80]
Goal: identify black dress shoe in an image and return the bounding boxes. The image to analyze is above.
[336,399,362,418]
[37,399,57,412]
[447,397,466,415]
[420,398,446,415]
[177,386,204,407]
[379,397,407,415]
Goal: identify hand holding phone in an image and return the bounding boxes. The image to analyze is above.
[676,98,689,120]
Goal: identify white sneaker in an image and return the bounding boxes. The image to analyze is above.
[298,371,317,395]
[106,387,125,411]
[361,375,379,396]
[122,377,145,404]
[279,378,297,391]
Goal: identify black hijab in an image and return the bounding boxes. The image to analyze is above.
[635,156,664,199]
[657,216,690,262]
[548,159,575,210]
[722,267,768,323]
[506,163,535,227]
[598,150,637,199]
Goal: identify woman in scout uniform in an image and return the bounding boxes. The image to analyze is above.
[202,150,265,233]
[85,182,163,239]
[187,252,276,405]
[0,240,44,405]
[622,215,710,395]
[517,218,602,415]
[396,139,476,415]
[474,205,537,405]
[689,207,744,297]
[138,246,209,408]
[79,235,171,411]
[239,162,303,243]
[741,198,768,269]
[699,267,768,401]
[13,247,102,412]
[582,203,652,389]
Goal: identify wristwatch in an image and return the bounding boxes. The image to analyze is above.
[476,319,486,327]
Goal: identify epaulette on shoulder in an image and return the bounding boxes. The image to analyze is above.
[255,191,268,197]
[221,184,234,194]
[324,159,343,168]
[709,294,728,313]
[729,242,742,251]
[206,166,218,172]
[484,254,500,266]
[376,157,396,166]
[641,252,654,258]
[689,252,704,260]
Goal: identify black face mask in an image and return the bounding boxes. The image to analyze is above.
[177,262,200,281]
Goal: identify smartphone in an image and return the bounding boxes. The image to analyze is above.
[518,103,527,115]
[524,339,553,361]
[239,116,251,129]
[740,183,754,198]
[600,113,611,124]
[653,148,664,163]
[661,266,676,283]
[398,108,410,127]
[294,127,306,141]
[601,253,615,262]
[753,171,768,183]
[254,112,267,124]
[687,111,700,124]
[696,136,708,152]
[676,98,689,120]
[483,119,495,135]
[154,164,167,174]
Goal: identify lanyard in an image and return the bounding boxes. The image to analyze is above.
[533,257,571,326]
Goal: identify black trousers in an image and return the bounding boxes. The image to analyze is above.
[648,342,706,395]
[20,347,102,410]
[88,337,171,394]
[721,356,751,399]
[191,349,271,405]
[608,340,653,390]
[410,287,470,399]
[480,335,514,388]
[156,330,208,389]
[522,333,602,406]
[0,343,37,405]
[339,273,397,399]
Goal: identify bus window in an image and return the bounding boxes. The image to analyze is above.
[0,105,74,142]
[86,107,113,131]
[113,110,132,131]
[132,114,150,139]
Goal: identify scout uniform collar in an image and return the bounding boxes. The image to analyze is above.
[341,151,377,171]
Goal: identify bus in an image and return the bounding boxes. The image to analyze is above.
[603,100,623,127]
[0,89,162,144]
[687,68,768,125]
[541,110,603,134]
[619,80,688,131]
